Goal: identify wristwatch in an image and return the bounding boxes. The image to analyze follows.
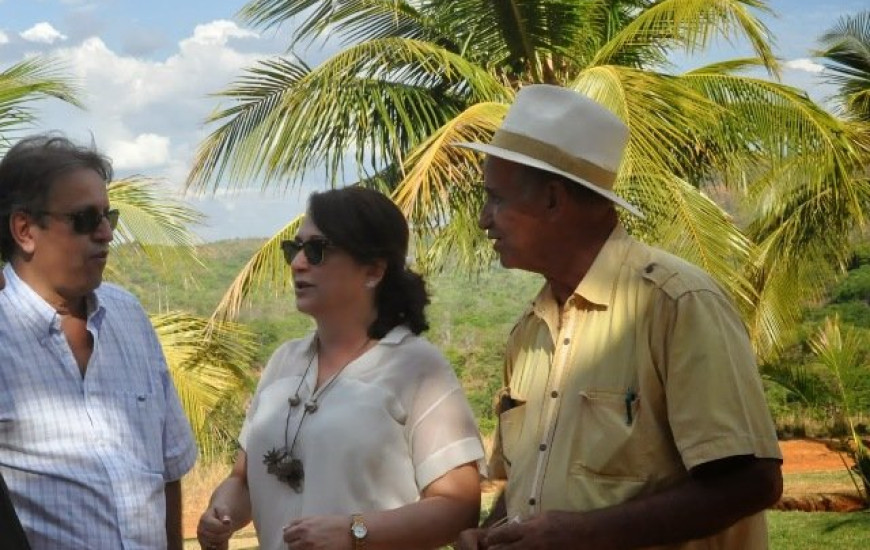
[350,513,368,549]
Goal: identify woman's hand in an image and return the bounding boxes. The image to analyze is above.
[283,515,353,550]
[196,504,235,550]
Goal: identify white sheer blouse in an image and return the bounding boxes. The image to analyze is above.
[238,326,485,550]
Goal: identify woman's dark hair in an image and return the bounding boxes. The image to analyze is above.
[308,186,429,338]
[0,134,113,261]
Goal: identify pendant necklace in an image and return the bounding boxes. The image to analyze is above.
[263,335,372,492]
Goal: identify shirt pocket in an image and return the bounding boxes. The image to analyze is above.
[96,390,166,474]
[498,403,527,470]
[570,389,646,481]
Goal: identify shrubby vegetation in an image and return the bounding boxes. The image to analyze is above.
[115,236,870,462]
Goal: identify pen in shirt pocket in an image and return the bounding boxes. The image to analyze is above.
[625,387,638,426]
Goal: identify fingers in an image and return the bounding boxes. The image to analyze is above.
[456,527,488,550]
[197,506,234,549]
[484,522,524,547]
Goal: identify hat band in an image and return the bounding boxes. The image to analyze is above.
[490,130,616,189]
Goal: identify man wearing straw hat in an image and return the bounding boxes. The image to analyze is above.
[456,85,783,549]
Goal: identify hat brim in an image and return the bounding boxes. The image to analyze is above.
[455,142,644,218]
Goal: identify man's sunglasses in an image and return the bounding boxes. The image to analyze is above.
[36,207,120,234]
[281,237,334,266]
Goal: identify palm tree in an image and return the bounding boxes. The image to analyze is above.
[807,317,870,501]
[817,10,870,122]
[188,1,870,359]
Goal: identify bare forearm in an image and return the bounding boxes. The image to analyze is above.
[540,459,783,549]
[165,480,184,550]
[364,493,480,550]
[209,475,253,531]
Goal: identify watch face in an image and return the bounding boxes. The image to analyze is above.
[352,523,368,539]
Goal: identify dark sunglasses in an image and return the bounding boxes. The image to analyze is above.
[281,237,334,266]
[36,206,120,234]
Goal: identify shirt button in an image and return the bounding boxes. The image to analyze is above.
[528,498,536,506]
[563,338,570,345]
[539,443,547,451]
[551,390,559,398]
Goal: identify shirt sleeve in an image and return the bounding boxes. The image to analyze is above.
[405,345,485,491]
[652,289,782,471]
[148,317,198,481]
[160,366,198,481]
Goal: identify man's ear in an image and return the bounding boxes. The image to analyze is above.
[9,211,38,255]
[543,179,569,218]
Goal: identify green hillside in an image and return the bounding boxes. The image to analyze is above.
[108,237,870,446]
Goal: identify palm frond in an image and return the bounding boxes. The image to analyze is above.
[393,100,509,222]
[186,57,310,193]
[105,178,204,280]
[187,38,506,194]
[683,56,767,75]
[152,312,257,459]
[240,0,432,46]
[0,57,81,144]
[572,65,723,181]
[626,163,756,311]
[210,214,304,322]
[592,0,778,75]
[816,10,870,120]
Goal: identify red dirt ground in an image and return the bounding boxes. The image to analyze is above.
[780,439,854,474]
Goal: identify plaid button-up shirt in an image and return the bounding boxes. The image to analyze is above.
[0,265,197,549]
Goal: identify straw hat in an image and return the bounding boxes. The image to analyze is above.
[455,84,642,217]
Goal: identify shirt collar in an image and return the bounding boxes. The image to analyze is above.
[380,325,412,345]
[531,224,633,314]
[574,224,632,308]
[2,263,105,337]
[302,324,413,352]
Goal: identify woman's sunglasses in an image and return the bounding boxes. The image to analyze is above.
[36,206,120,234]
[281,237,334,266]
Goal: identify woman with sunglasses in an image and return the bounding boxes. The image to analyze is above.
[197,187,485,550]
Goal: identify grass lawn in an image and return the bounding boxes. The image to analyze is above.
[769,510,870,549]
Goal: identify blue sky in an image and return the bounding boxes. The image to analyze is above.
[0,0,866,241]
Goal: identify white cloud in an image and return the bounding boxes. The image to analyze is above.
[0,31,9,44]
[20,22,68,44]
[9,19,328,240]
[183,20,258,47]
[785,58,824,74]
[107,133,171,170]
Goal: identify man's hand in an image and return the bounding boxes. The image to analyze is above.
[485,512,613,550]
[456,526,489,549]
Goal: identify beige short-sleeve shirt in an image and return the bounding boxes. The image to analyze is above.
[239,326,484,550]
[491,225,782,549]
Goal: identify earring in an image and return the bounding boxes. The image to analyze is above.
[366,280,377,289]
